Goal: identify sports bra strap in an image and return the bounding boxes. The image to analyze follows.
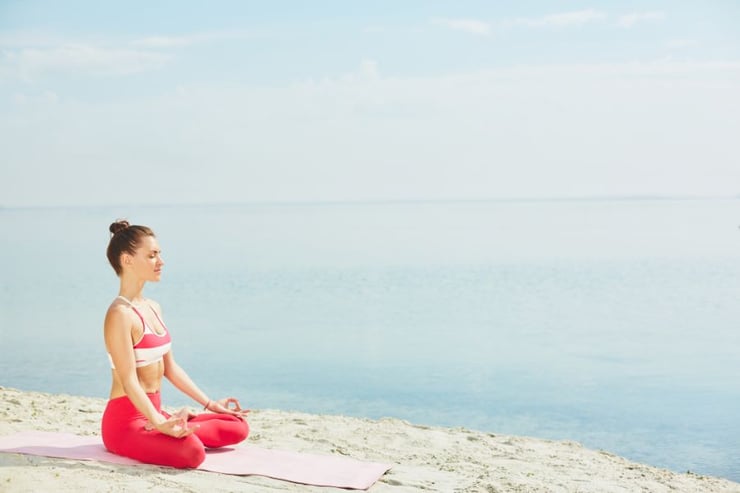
[120,297,145,326]
[149,307,167,329]
[116,295,167,333]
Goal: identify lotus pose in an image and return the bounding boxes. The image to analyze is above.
[102,220,249,468]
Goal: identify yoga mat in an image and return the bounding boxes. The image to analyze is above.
[0,431,391,490]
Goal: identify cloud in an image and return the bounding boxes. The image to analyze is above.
[1,43,170,80]
[0,28,263,81]
[617,11,665,28]
[11,91,59,106]
[511,9,607,28]
[432,18,491,36]
[0,29,71,48]
[665,39,698,49]
[130,35,193,48]
[130,29,257,48]
[11,90,58,105]
[3,57,740,206]
[358,59,380,79]
[323,59,381,87]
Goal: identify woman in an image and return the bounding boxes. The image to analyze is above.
[102,220,249,468]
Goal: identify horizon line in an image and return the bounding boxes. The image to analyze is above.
[2,193,740,210]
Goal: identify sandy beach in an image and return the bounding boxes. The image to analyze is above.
[0,386,738,493]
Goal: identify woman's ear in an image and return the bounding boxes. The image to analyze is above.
[121,253,133,266]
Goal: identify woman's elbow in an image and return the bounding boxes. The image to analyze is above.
[118,374,142,395]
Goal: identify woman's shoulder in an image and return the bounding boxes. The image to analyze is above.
[107,296,132,312]
[104,300,133,329]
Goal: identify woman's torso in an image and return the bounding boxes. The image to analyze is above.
[107,297,170,399]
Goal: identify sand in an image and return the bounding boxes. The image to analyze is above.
[0,386,738,493]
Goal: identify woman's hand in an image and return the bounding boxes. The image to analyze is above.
[145,415,199,438]
[205,397,250,418]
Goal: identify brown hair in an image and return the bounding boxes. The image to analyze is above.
[106,220,155,276]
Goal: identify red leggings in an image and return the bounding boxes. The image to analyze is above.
[102,393,249,469]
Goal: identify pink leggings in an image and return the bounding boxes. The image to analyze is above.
[102,393,249,468]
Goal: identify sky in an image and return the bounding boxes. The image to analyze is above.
[1,1,739,207]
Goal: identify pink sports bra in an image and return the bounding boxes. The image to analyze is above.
[108,296,172,369]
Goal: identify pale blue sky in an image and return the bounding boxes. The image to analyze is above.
[1,1,739,206]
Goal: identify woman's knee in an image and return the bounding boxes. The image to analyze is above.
[192,415,250,447]
[225,416,250,444]
[228,417,249,442]
[172,437,206,468]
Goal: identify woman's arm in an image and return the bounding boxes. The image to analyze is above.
[146,300,211,407]
[162,351,210,407]
[150,300,248,417]
[105,306,194,437]
[163,351,249,417]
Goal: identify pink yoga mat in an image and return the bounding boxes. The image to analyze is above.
[0,431,391,490]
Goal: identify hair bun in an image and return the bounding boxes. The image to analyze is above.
[109,220,131,236]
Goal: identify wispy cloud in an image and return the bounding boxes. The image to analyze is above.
[665,39,698,49]
[358,59,380,79]
[432,18,491,36]
[617,11,665,28]
[362,26,385,34]
[0,29,70,48]
[4,57,739,206]
[130,29,257,48]
[511,9,607,28]
[130,35,193,48]
[11,90,59,105]
[483,60,740,80]
[333,59,381,83]
[0,28,265,81]
[2,43,170,80]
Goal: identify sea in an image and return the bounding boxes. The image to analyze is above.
[1,198,739,481]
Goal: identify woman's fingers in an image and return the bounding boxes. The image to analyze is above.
[220,397,249,413]
[217,397,240,410]
[156,416,198,438]
[172,421,197,437]
[211,397,250,418]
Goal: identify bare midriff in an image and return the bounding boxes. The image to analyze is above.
[109,361,165,399]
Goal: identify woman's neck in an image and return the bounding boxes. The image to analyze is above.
[119,276,146,302]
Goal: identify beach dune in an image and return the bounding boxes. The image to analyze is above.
[0,387,738,492]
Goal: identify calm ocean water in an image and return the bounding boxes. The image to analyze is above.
[1,199,739,481]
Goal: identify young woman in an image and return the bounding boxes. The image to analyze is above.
[102,220,249,468]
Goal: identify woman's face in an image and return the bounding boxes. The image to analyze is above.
[125,235,164,282]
